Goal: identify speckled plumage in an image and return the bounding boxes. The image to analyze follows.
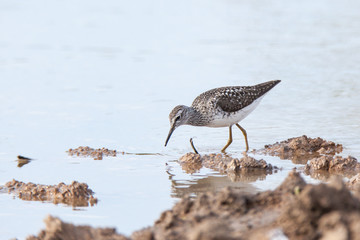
[165,80,281,151]
[190,80,281,127]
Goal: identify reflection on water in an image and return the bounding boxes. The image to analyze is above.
[167,157,274,199]
[1,0,360,238]
[170,174,259,199]
[16,155,32,168]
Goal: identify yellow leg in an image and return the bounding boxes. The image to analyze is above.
[235,123,249,152]
[221,126,233,152]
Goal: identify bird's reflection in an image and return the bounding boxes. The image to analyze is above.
[169,174,259,199]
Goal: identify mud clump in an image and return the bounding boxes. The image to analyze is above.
[1,179,98,207]
[305,155,360,178]
[27,215,129,240]
[67,146,120,160]
[179,153,275,181]
[179,153,202,174]
[278,176,360,239]
[258,135,343,164]
[258,135,360,179]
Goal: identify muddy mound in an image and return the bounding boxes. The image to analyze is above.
[67,146,120,160]
[179,153,275,181]
[27,215,128,240]
[305,155,360,179]
[179,153,203,174]
[258,135,343,164]
[279,176,360,239]
[1,179,98,207]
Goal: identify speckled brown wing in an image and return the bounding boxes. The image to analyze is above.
[216,80,281,113]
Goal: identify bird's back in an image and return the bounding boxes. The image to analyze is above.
[191,80,281,114]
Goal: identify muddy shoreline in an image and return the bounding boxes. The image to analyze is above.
[3,136,360,239]
[27,171,360,240]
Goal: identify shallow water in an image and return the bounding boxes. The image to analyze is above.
[1,0,360,238]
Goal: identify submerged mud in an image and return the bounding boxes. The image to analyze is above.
[257,135,343,164]
[1,179,98,207]
[67,146,120,160]
[179,152,275,182]
[27,171,360,240]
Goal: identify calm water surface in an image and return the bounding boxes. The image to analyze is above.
[1,0,360,239]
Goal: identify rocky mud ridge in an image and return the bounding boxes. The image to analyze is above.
[27,171,360,240]
[0,179,98,207]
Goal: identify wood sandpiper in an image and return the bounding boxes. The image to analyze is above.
[165,80,281,152]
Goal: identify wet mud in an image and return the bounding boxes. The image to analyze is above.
[278,174,360,240]
[257,135,343,164]
[28,171,360,240]
[256,135,359,180]
[305,155,360,179]
[0,179,98,207]
[67,146,120,160]
[179,152,275,182]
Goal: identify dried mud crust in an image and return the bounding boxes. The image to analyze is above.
[67,146,121,160]
[257,135,343,164]
[28,172,360,240]
[179,153,275,181]
[1,179,98,207]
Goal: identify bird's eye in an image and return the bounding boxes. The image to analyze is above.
[175,116,181,121]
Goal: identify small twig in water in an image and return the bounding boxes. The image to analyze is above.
[190,138,199,154]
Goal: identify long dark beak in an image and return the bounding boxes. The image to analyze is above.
[165,124,176,147]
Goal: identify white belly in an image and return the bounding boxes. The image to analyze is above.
[206,96,264,128]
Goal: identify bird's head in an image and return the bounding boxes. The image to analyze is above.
[164,105,190,147]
